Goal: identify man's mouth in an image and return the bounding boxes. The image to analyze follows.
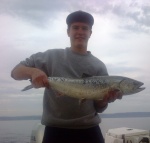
[76,37,85,40]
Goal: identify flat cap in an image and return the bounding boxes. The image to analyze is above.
[66,11,94,27]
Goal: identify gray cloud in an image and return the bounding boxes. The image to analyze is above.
[106,63,142,75]
[0,0,69,27]
[131,5,150,27]
[123,5,150,33]
[1,0,149,32]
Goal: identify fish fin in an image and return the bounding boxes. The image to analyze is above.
[22,85,33,91]
[79,98,86,105]
[82,73,92,78]
[53,90,65,97]
[109,87,121,93]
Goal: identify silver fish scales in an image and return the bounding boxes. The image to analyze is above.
[22,76,145,100]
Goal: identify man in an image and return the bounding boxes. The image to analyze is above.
[11,11,122,143]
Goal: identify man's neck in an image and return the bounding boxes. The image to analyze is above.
[70,45,87,54]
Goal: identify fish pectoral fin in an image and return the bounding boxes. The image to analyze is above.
[110,88,121,92]
[79,98,86,105]
[53,90,65,97]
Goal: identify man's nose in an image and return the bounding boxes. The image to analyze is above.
[77,28,84,34]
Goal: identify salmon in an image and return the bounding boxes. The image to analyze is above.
[22,75,145,100]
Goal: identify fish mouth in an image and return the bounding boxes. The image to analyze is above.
[137,87,145,92]
[135,82,145,92]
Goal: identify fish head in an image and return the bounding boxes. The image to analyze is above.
[119,78,145,95]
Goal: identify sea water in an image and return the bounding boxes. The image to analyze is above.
[0,120,40,143]
[0,117,150,143]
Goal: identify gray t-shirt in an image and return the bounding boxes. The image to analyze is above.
[21,47,108,129]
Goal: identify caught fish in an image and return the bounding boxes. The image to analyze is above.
[22,75,145,100]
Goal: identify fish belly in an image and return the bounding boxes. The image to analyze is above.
[50,80,109,100]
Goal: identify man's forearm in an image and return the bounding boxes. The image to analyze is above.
[11,64,35,80]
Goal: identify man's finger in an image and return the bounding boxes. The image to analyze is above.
[43,78,50,88]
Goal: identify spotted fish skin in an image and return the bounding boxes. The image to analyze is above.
[22,76,145,100]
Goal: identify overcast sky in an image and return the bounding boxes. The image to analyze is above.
[0,0,150,116]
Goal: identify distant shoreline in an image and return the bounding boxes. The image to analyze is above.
[100,112,150,118]
[0,115,42,121]
[0,112,150,121]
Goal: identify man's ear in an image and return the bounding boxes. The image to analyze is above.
[89,30,92,38]
[67,28,70,37]
[90,30,92,36]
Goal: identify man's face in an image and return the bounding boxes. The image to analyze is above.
[67,22,92,49]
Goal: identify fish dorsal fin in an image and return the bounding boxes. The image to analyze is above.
[82,73,92,78]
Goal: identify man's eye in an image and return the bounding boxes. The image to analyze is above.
[83,27,88,30]
[73,27,78,30]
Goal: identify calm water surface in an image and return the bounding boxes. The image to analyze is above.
[0,120,40,143]
[0,117,150,143]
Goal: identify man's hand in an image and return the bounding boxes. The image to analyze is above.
[103,89,123,103]
[11,64,50,89]
[94,89,123,112]
[31,68,49,89]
